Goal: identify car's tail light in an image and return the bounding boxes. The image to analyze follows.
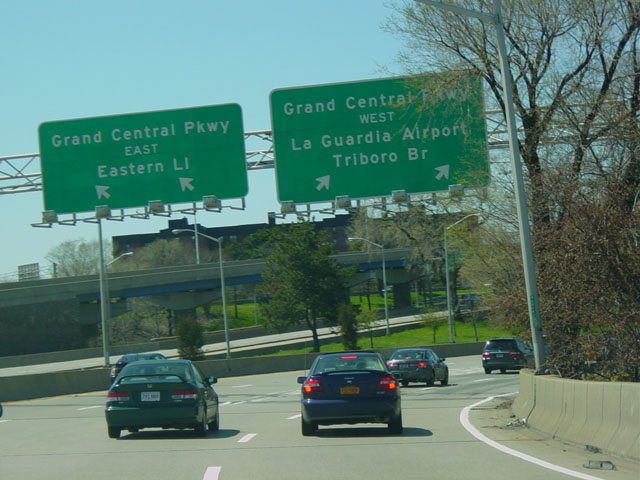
[302,378,323,393]
[108,391,130,402]
[172,389,198,400]
[508,352,522,358]
[482,352,491,359]
[377,376,398,390]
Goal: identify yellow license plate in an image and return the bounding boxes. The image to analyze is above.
[340,386,359,395]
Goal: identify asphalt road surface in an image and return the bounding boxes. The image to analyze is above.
[0,356,637,480]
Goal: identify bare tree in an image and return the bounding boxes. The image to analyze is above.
[46,238,108,277]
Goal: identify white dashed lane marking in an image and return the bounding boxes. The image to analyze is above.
[238,433,257,443]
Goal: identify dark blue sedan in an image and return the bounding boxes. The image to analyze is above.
[297,351,402,436]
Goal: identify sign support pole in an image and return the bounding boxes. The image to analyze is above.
[98,218,111,367]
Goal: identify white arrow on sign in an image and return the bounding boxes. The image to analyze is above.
[180,177,194,192]
[316,175,330,191]
[435,165,450,180]
[96,185,111,199]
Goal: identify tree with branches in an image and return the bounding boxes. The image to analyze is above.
[258,221,353,352]
[382,0,640,379]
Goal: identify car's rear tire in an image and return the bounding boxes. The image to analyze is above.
[107,426,121,439]
[208,407,220,432]
[195,405,207,436]
[484,367,492,374]
[301,417,316,436]
[426,370,435,386]
[388,413,403,435]
[440,372,449,386]
[500,368,506,373]
[401,380,409,387]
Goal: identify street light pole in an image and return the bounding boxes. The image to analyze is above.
[444,214,480,343]
[348,237,390,336]
[173,229,230,358]
[194,212,201,265]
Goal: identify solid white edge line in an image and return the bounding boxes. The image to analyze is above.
[460,395,604,480]
[202,466,221,480]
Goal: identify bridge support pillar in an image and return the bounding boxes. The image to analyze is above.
[392,282,412,309]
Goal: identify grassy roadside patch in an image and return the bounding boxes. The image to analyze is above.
[258,319,510,356]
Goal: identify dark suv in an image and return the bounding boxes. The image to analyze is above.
[481,338,532,374]
[109,352,166,383]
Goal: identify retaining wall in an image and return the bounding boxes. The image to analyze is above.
[512,369,640,462]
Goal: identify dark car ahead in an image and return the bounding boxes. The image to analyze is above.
[105,359,219,439]
[109,352,166,383]
[482,337,532,374]
[297,351,402,436]
[386,348,449,386]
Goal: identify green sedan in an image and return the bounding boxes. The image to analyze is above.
[105,359,219,439]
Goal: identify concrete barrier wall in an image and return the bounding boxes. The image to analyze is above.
[512,369,640,462]
[0,368,112,402]
[0,326,269,368]
[0,342,485,403]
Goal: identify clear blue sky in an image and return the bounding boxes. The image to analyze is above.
[1,1,406,276]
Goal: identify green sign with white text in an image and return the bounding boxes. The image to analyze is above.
[270,73,489,204]
[39,104,247,214]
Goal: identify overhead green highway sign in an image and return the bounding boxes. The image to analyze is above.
[38,104,247,214]
[270,73,489,204]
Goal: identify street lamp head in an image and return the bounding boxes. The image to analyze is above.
[172,228,221,244]
[348,237,382,249]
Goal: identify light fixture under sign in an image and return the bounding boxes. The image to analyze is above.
[42,210,58,224]
[203,195,221,209]
[392,190,407,203]
[148,200,164,214]
[335,196,351,209]
[280,201,296,214]
[95,205,111,219]
[448,184,465,198]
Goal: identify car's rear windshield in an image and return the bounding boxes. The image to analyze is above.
[121,363,193,379]
[312,355,385,373]
[485,339,517,350]
[390,350,424,360]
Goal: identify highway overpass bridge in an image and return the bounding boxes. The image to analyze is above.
[0,249,425,356]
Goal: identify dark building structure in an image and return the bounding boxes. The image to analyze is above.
[112,213,354,258]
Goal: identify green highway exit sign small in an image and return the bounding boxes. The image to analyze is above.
[270,73,490,204]
[39,104,247,214]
